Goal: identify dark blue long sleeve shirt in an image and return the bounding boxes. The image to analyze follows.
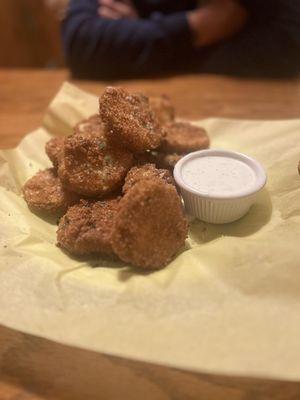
[62,0,197,79]
[62,0,300,79]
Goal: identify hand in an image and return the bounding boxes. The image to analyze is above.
[98,0,138,20]
[188,0,248,47]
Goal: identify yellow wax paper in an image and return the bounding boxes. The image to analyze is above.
[0,83,300,382]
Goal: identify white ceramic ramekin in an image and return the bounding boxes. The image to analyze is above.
[174,149,267,224]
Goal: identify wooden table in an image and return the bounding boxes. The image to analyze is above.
[1,69,300,148]
[1,68,300,400]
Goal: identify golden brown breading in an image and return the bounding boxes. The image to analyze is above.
[45,136,65,169]
[133,151,157,166]
[58,133,133,197]
[154,152,184,170]
[134,151,183,171]
[57,198,119,256]
[123,163,175,194]
[149,95,175,125]
[160,121,209,154]
[99,87,164,153]
[112,180,188,269]
[23,168,78,215]
[74,114,105,137]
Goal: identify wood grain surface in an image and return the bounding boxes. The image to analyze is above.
[1,325,300,400]
[0,1,63,68]
[1,69,300,148]
[1,69,300,399]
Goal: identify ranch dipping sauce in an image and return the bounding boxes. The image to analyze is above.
[181,155,256,197]
[174,149,267,224]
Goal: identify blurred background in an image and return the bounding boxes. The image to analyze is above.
[0,0,67,68]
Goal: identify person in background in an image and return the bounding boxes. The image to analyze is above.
[62,0,300,80]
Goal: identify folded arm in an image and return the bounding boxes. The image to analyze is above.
[62,0,193,79]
